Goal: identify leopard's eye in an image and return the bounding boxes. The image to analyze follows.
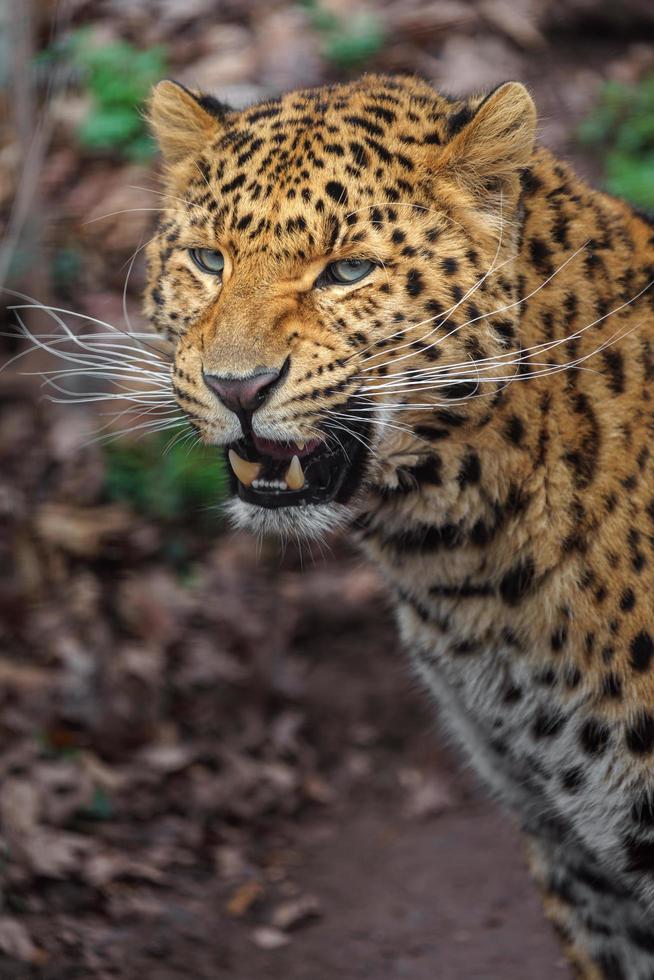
[316,258,375,288]
[189,248,225,276]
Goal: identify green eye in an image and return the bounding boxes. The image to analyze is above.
[322,258,375,286]
[189,248,225,275]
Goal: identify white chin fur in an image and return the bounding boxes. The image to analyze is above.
[224,496,350,540]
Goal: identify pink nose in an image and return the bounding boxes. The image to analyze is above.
[204,369,281,416]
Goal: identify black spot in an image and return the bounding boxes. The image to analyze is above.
[391,229,405,245]
[395,153,414,172]
[414,425,450,442]
[521,168,543,195]
[383,521,463,554]
[247,104,282,123]
[630,630,654,672]
[236,213,253,231]
[457,451,481,488]
[343,114,384,138]
[430,581,493,599]
[535,667,556,687]
[602,672,623,699]
[528,237,553,274]
[438,380,478,400]
[560,766,585,792]
[627,925,654,954]
[625,712,654,755]
[499,557,535,605]
[221,173,246,194]
[425,298,443,317]
[623,835,654,875]
[602,349,625,394]
[502,683,523,704]
[407,455,442,486]
[550,627,567,652]
[631,794,654,828]
[504,415,524,445]
[441,257,458,276]
[574,863,630,899]
[406,269,424,297]
[452,637,481,656]
[620,588,636,612]
[532,709,565,739]
[364,136,392,164]
[596,950,627,980]
[579,718,610,756]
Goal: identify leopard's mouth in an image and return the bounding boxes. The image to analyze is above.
[225,417,371,510]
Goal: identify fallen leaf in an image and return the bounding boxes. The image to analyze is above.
[251,926,291,950]
[226,880,264,918]
[0,917,46,965]
[270,894,321,931]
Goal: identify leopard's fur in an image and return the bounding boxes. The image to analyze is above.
[145,74,654,978]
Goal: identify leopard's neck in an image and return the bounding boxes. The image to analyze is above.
[357,146,654,616]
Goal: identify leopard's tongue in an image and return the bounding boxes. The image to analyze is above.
[251,435,321,460]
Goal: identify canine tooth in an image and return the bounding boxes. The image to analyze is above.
[296,440,305,451]
[286,455,305,490]
[228,449,261,487]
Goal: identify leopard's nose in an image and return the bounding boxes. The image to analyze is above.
[203,365,283,416]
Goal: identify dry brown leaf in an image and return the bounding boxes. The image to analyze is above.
[0,917,46,965]
[35,503,134,557]
[270,894,321,931]
[399,768,456,821]
[250,926,291,950]
[226,880,264,917]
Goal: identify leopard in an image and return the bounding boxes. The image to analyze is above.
[144,72,654,979]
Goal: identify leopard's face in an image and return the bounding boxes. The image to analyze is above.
[145,75,536,538]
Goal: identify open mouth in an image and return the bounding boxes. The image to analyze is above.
[225,418,371,509]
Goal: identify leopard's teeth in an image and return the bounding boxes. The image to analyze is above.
[285,455,305,490]
[228,449,261,487]
[252,479,288,490]
[296,440,306,451]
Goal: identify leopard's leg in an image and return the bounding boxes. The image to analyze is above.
[525,832,654,980]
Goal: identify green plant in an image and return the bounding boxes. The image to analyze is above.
[64,31,166,159]
[52,246,83,292]
[103,432,227,524]
[579,75,654,211]
[298,0,385,69]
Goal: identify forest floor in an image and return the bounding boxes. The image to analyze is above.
[0,381,570,979]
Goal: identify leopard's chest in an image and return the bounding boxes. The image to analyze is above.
[394,596,591,822]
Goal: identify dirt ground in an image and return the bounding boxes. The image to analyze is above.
[0,518,569,979]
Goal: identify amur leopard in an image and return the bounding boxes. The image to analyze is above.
[144,73,654,979]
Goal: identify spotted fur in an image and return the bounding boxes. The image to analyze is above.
[145,74,654,978]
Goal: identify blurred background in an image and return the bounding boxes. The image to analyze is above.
[0,1,653,976]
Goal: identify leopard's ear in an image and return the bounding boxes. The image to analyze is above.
[147,80,232,164]
[435,82,537,205]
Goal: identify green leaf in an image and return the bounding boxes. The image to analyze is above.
[579,72,654,210]
[78,106,143,149]
[57,30,167,158]
[103,433,227,524]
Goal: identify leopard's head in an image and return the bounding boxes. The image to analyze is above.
[144,74,536,538]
